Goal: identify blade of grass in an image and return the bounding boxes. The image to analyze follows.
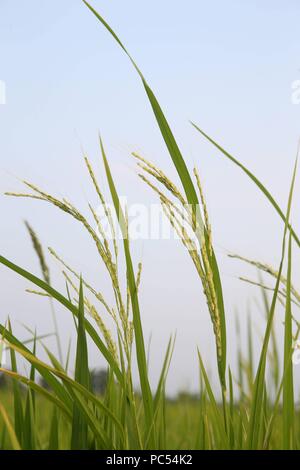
[191,122,300,248]
[0,403,21,450]
[259,275,280,390]
[3,340,124,443]
[247,157,297,449]
[0,255,122,383]
[48,408,59,450]
[29,332,37,410]
[8,321,24,446]
[144,337,175,449]
[84,0,227,397]
[154,336,175,410]
[83,0,227,406]
[71,278,90,450]
[83,0,199,211]
[100,137,154,447]
[263,324,300,449]
[0,368,72,420]
[23,390,36,450]
[4,340,116,449]
[247,313,254,394]
[283,232,294,449]
[1,324,72,409]
[197,349,228,447]
[228,368,234,449]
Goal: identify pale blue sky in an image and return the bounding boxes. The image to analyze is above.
[1,0,300,393]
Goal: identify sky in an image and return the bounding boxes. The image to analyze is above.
[1,0,300,394]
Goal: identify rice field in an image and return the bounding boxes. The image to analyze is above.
[1,1,299,451]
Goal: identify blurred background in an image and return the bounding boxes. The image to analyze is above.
[0,0,300,395]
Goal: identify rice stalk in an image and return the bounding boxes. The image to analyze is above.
[136,155,225,396]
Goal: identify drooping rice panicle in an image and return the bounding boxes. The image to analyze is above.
[135,154,225,385]
[133,152,186,206]
[88,202,111,258]
[161,200,202,271]
[138,173,188,222]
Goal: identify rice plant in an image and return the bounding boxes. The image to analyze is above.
[0,0,300,450]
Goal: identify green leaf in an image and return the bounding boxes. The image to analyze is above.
[0,368,72,421]
[0,324,72,409]
[0,404,21,450]
[247,157,297,449]
[82,0,199,210]
[8,321,24,445]
[71,278,90,450]
[228,368,234,449]
[282,233,294,449]
[48,408,59,450]
[23,391,36,450]
[154,336,175,411]
[4,338,124,448]
[191,122,300,248]
[197,349,228,447]
[100,137,154,447]
[83,0,227,394]
[0,254,122,383]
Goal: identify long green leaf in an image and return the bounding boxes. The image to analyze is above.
[0,254,122,383]
[83,0,198,210]
[8,321,24,445]
[247,157,297,449]
[71,279,90,450]
[0,368,72,421]
[100,137,154,447]
[0,404,21,450]
[3,340,124,443]
[197,350,228,447]
[23,390,36,450]
[191,122,300,248]
[1,324,72,409]
[48,408,59,450]
[83,0,227,394]
[283,233,294,449]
